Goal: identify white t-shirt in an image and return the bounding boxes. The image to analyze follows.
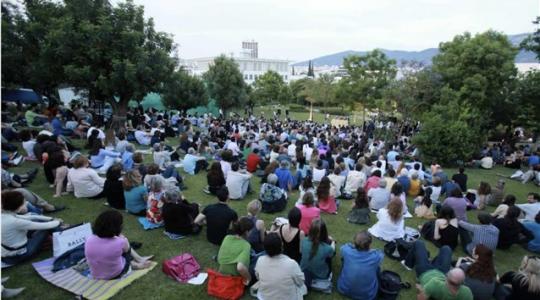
[344,170,367,194]
[22,140,37,159]
[134,130,151,145]
[517,202,540,221]
[312,168,326,183]
[368,208,405,242]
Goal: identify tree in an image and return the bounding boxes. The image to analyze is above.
[203,55,247,114]
[412,90,485,165]
[521,16,540,59]
[513,70,540,140]
[300,74,335,106]
[339,49,397,122]
[307,60,314,77]
[289,78,310,104]
[251,70,287,104]
[45,0,177,127]
[162,69,207,111]
[432,30,518,129]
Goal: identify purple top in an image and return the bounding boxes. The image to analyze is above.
[85,234,127,279]
[443,197,468,222]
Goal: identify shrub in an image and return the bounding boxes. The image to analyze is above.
[413,98,485,166]
[287,103,307,112]
[319,107,348,115]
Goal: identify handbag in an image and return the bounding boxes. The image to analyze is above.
[207,268,244,300]
[378,270,411,300]
[162,253,200,283]
[52,223,92,257]
[384,239,413,261]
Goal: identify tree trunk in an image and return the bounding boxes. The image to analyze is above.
[109,99,128,130]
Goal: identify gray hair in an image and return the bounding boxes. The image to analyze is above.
[378,179,387,188]
[125,144,135,152]
[163,186,182,203]
[188,147,196,154]
[267,173,278,185]
[149,176,165,192]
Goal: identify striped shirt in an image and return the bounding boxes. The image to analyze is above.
[458,221,499,254]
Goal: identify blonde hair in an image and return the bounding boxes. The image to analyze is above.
[123,170,142,191]
[72,155,89,169]
[247,200,261,216]
[519,256,540,293]
[387,198,403,223]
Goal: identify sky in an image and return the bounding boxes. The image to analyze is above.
[129,0,540,62]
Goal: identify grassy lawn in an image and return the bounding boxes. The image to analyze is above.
[3,136,540,300]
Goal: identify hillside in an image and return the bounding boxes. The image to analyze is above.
[293,33,538,66]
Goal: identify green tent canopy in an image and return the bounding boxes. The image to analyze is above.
[128,92,165,111]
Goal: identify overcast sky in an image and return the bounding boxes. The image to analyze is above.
[130,0,539,61]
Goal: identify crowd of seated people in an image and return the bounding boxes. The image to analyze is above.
[2,103,540,299]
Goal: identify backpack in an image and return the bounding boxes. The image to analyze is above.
[378,270,411,300]
[162,253,200,283]
[384,239,413,261]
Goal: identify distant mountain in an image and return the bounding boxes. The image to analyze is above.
[293,33,538,67]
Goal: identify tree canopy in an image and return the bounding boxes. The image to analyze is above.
[162,69,207,111]
[203,55,247,113]
[251,70,290,104]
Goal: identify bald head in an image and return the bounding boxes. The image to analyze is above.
[446,268,466,287]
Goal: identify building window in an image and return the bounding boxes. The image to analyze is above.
[249,74,253,80]
[285,75,288,80]
[244,74,248,80]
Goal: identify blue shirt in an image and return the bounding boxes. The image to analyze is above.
[275,167,294,190]
[529,155,540,167]
[387,150,398,162]
[338,244,384,300]
[441,181,459,197]
[51,117,63,136]
[90,149,120,168]
[523,221,540,253]
[397,175,411,193]
[300,239,334,279]
[124,185,148,213]
[122,152,133,171]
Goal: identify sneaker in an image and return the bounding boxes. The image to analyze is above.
[11,155,24,166]
[401,260,412,271]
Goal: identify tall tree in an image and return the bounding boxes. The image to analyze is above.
[203,55,247,114]
[289,77,310,104]
[521,16,540,59]
[432,30,518,129]
[513,70,540,140]
[251,70,287,104]
[162,69,207,111]
[300,74,336,106]
[307,60,314,77]
[339,49,397,122]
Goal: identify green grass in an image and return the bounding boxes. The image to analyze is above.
[232,105,366,125]
[3,138,540,300]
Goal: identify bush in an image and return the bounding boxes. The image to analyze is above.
[287,103,307,112]
[319,107,348,115]
[413,99,485,166]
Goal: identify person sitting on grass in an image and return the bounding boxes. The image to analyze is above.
[182,147,208,175]
[491,194,516,219]
[217,217,253,286]
[298,175,316,205]
[498,255,540,299]
[408,172,422,197]
[1,191,63,266]
[206,161,226,195]
[253,232,307,300]
[327,167,346,199]
[85,210,154,280]
[103,163,125,210]
[194,186,239,245]
[337,230,384,300]
[226,162,252,200]
[245,200,266,253]
[402,240,473,300]
[414,188,436,219]
[455,244,497,300]
[275,207,304,263]
[67,155,105,199]
[368,198,405,242]
[421,205,459,250]
[123,169,148,216]
[259,174,288,213]
[364,170,382,194]
[347,187,370,224]
[493,206,534,249]
[458,212,499,255]
[146,176,165,225]
[317,176,338,214]
[516,192,540,221]
[442,187,469,222]
[300,219,336,289]
[161,186,201,236]
[367,179,391,211]
[88,139,121,174]
[297,192,320,234]
[344,163,367,197]
[390,181,409,215]
[132,152,147,179]
[522,212,540,253]
[275,160,294,192]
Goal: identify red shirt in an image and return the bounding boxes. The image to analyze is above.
[246,153,261,173]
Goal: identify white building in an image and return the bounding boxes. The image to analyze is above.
[181,41,291,84]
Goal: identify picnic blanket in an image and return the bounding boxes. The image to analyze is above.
[138,217,163,230]
[32,257,156,300]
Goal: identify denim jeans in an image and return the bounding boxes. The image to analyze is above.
[404,240,453,278]
[2,230,49,265]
